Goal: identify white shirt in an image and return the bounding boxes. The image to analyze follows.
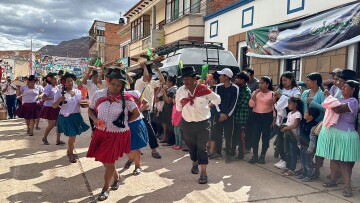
[84,80,99,100]
[54,89,81,117]
[90,88,138,133]
[134,77,160,111]
[176,85,221,122]
[43,84,59,107]
[285,111,302,136]
[2,82,16,95]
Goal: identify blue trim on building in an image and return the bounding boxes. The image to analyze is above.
[242,6,254,28]
[210,20,219,38]
[204,0,255,21]
[287,0,305,14]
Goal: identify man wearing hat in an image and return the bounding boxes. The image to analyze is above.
[82,66,103,133]
[323,68,343,90]
[134,63,164,159]
[175,66,221,184]
[2,77,17,119]
[209,68,239,163]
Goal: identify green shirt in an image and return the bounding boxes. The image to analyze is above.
[234,85,251,124]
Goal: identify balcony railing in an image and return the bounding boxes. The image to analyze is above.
[141,29,165,50]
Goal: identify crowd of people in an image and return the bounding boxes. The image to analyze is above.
[1,62,360,200]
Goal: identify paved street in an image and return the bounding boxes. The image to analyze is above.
[0,110,359,203]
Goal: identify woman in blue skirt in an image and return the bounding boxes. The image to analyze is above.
[53,72,90,163]
[125,90,149,175]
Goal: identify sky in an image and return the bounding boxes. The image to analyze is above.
[0,0,138,51]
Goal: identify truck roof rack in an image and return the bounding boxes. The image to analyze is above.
[154,40,224,56]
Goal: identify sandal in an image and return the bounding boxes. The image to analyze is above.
[151,152,161,159]
[133,168,141,176]
[198,174,208,184]
[56,140,65,145]
[283,171,295,176]
[124,159,134,169]
[110,179,121,190]
[35,127,41,130]
[68,154,77,163]
[323,181,338,188]
[42,138,49,145]
[28,133,34,136]
[98,190,110,201]
[343,187,353,197]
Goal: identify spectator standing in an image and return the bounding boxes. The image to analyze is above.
[2,77,17,119]
[233,72,251,160]
[209,68,239,163]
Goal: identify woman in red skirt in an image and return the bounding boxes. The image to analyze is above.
[87,68,140,201]
[39,72,64,145]
[15,75,43,136]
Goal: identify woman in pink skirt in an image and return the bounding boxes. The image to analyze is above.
[16,75,43,136]
[39,72,64,145]
[87,68,140,201]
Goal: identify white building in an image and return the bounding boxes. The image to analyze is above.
[204,0,359,84]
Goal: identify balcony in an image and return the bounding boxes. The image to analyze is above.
[130,29,165,57]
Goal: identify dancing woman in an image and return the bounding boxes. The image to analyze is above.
[86,69,140,201]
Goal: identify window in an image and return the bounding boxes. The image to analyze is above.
[131,15,150,41]
[120,44,129,58]
[166,0,201,23]
[286,58,301,81]
[97,36,105,43]
[240,46,251,70]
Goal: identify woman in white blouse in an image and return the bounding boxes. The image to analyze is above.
[87,68,140,201]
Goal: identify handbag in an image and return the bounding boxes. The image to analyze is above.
[312,121,323,136]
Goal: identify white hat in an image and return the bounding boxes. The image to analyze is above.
[217,68,233,78]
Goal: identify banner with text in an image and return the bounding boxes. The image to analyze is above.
[246,2,360,59]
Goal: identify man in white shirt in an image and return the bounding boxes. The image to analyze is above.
[2,77,17,119]
[135,63,165,159]
[175,66,221,184]
[82,66,103,133]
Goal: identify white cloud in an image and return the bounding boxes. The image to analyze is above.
[0,0,138,51]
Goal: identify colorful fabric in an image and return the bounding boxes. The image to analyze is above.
[86,129,131,163]
[172,104,182,126]
[322,95,341,128]
[180,84,212,107]
[57,113,89,136]
[234,85,251,124]
[316,126,360,162]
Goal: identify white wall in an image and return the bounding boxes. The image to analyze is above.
[205,0,357,50]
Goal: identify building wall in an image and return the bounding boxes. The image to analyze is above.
[105,23,122,63]
[0,50,31,59]
[301,47,348,81]
[164,15,204,44]
[204,0,357,50]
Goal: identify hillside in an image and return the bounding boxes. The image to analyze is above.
[37,37,89,58]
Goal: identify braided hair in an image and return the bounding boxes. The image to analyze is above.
[109,68,128,129]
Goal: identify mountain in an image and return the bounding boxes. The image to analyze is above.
[37,37,89,58]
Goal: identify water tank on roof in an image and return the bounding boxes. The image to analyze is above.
[119,17,125,25]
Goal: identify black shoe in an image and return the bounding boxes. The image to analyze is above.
[258,156,265,164]
[237,154,244,160]
[209,153,222,160]
[191,164,199,174]
[248,157,259,164]
[110,179,121,190]
[198,174,208,184]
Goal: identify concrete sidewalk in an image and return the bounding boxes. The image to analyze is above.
[0,112,359,202]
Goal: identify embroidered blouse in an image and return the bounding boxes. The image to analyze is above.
[90,88,137,132]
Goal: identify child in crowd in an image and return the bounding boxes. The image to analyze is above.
[172,97,182,150]
[297,107,320,182]
[280,96,303,176]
